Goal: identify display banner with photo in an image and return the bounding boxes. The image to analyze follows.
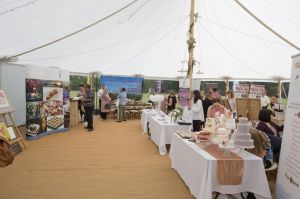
[178,79,190,107]
[101,75,143,94]
[204,83,218,95]
[276,54,300,198]
[25,66,70,140]
[249,84,265,99]
[234,84,249,98]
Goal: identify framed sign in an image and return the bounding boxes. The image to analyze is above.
[0,90,9,108]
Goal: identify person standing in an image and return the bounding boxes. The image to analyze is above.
[226,90,236,118]
[83,84,94,131]
[97,85,106,119]
[166,90,177,113]
[100,90,111,121]
[188,90,204,131]
[77,84,85,123]
[117,88,127,122]
[260,90,270,109]
[270,94,279,110]
[202,94,213,120]
[211,88,220,99]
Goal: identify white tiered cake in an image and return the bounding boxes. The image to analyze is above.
[234,118,254,148]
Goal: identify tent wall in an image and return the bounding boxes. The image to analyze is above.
[0,63,26,126]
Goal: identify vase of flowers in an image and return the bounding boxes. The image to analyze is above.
[170,108,183,123]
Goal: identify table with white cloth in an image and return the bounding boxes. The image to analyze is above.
[169,133,271,199]
[141,109,163,133]
[148,115,192,155]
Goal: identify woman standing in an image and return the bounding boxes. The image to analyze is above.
[226,90,236,118]
[207,98,227,118]
[166,90,177,113]
[100,90,111,121]
[188,90,204,131]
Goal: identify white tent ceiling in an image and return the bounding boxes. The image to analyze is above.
[0,0,299,79]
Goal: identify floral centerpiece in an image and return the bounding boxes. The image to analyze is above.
[170,108,183,123]
[149,94,165,111]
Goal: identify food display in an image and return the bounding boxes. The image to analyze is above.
[196,131,212,141]
[26,124,40,136]
[203,118,215,133]
[46,88,58,100]
[176,130,195,139]
[216,127,227,135]
[40,100,63,116]
[234,117,254,148]
[26,78,70,138]
[47,116,64,129]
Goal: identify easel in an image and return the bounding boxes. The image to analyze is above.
[0,109,26,150]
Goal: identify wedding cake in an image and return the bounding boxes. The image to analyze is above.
[234,118,254,148]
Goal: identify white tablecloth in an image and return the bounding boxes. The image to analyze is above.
[148,115,191,155]
[169,134,271,199]
[141,109,163,133]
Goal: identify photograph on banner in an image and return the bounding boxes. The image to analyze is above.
[40,100,63,117]
[26,102,41,119]
[0,90,10,108]
[234,84,249,98]
[26,117,42,136]
[43,87,63,101]
[26,79,43,102]
[47,115,64,131]
[249,84,265,98]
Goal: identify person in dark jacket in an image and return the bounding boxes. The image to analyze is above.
[83,84,94,132]
[256,109,282,161]
[202,94,213,120]
[166,90,177,113]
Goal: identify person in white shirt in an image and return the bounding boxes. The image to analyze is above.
[97,85,106,119]
[226,90,236,118]
[260,90,270,109]
[188,90,204,131]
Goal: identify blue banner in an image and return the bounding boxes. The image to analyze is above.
[101,76,143,94]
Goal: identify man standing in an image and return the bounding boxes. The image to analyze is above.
[97,85,105,119]
[260,90,270,109]
[117,88,127,122]
[83,84,94,131]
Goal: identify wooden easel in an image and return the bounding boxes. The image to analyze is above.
[0,110,26,150]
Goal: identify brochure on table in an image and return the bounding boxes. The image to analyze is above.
[276,54,300,199]
[25,66,70,140]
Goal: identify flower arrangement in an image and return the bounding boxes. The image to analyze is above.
[170,108,183,123]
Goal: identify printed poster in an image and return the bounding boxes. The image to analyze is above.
[276,54,300,199]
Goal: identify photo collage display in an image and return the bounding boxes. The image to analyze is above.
[26,79,70,137]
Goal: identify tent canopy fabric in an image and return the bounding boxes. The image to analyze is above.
[0,0,299,79]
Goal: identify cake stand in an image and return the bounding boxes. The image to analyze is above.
[218,143,236,157]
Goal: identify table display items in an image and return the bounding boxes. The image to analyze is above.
[203,118,215,133]
[234,117,254,149]
[149,94,164,111]
[274,102,285,120]
[170,108,183,123]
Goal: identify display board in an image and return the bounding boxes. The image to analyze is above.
[25,66,70,140]
[276,54,300,199]
[178,78,190,107]
[101,75,143,94]
[249,84,265,99]
[235,84,249,98]
[236,98,261,121]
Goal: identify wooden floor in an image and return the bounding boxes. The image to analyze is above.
[0,118,194,199]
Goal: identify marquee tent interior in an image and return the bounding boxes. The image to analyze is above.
[0,0,299,79]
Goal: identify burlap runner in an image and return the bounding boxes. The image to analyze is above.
[197,143,244,185]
